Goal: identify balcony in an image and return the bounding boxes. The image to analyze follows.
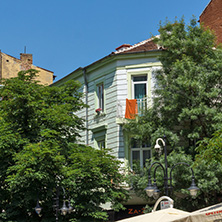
[117,97,152,119]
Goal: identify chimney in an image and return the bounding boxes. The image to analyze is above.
[20,53,33,65]
[115,44,131,52]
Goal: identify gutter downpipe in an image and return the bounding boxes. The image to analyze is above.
[83,68,89,145]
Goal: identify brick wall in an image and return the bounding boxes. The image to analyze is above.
[199,0,222,45]
[20,53,33,70]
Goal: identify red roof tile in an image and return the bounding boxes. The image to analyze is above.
[114,38,159,54]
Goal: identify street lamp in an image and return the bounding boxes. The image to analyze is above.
[60,200,69,216]
[34,199,42,215]
[144,136,199,198]
[35,186,73,221]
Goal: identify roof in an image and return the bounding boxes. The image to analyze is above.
[53,37,160,85]
[199,0,212,19]
[0,51,54,74]
[114,37,159,54]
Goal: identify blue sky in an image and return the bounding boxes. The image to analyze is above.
[1,0,210,81]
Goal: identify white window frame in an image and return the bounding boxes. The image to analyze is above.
[97,83,104,110]
[95,82,105,112]
[132,75,148,100]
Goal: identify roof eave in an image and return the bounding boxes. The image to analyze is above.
[52,49,162,86]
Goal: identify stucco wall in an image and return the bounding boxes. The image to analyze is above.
[0,52,53,85]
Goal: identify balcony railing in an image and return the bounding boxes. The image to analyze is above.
[117,97,152,118]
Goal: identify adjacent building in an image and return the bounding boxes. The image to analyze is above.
[199,0,222,45]
[0,51,54,85]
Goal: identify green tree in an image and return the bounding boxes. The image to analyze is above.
[0,70,127,222]
[125,17,222,154]
[153,17,222,154]
[196,128,222,164]
[127,150,222,212]
[124,17,222,211]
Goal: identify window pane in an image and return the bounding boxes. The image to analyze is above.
[134,83,146,99]
[143,150,151,167]
[133,76,147,82]
[98,140,105,149]
[132,151,140,169]
[131,138,140,148]
[132,151,140,161]
[97,84,104,111]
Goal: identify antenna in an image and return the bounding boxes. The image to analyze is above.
[24,46,26,54]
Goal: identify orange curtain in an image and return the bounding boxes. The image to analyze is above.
[125,99,138,119]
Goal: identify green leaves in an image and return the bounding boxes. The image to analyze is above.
[0,70,128,221]
[196,129,222,164]
[128,150,222,212]
[154,17,222,148]
[124,17,222,212]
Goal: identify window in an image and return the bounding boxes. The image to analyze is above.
[97,140,106,149]
[131,138,151,169]
[97,83,104,111]
[132,75,148,115]
[95,135,106,150]
[92,125,107,150]
[132,76,147,100]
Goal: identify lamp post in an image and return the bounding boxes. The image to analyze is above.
[144,136,199,199]
[35,186,73,221]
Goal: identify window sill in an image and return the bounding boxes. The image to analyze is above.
[95,111,106,117]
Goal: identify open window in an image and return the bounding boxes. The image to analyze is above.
[97,139,106,149]
[95,133,106,150]
[92,125,107,150]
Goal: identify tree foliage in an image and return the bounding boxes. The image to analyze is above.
[128,151,222,212]
[154,17,222,152]
[124,17,222,211]
[0,70,128,221]
[196,129,222,165]
[124,17,222,153]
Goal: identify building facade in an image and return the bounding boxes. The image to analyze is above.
[53,38,161,173]
[53,39,162,220]
[52,1,222,220]
[199,0,222,45]
[0,51,54,85]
